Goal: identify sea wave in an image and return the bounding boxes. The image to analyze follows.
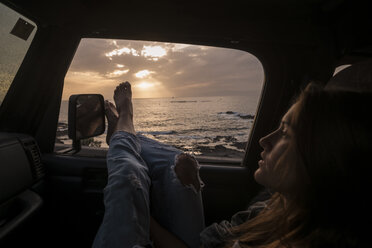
[180,126,249,133]
[170,100,197,103]
[139,130,177,136]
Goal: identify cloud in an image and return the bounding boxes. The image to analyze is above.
[64,39,264,99]
[106,47,140,58]
[106,69,130,78]
[135,69,154,79]
[141,45,167,60]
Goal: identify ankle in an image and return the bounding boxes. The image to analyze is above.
[115,119,135,135]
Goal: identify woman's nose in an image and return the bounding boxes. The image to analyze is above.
[259,131,274,149]
[259,135,268,148]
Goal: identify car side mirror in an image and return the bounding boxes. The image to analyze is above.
[65,94,105,154]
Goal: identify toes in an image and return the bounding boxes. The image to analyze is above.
[104,100,110,109]
[123,81,131,91]
[119,82,131,96]
[105,100,115,109]
[114,87,119,99]
[115,82,130,91]
[105,101,115,114]
[118,83,124,92]
[113,81,132,102]
[108,101,116,108]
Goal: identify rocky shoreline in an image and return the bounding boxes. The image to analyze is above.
[56,122,247,159]
[196,144,246,158]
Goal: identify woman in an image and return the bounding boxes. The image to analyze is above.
[93,82,371,248]
[218,83,371,247]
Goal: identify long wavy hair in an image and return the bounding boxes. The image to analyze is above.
[225,83,372,248]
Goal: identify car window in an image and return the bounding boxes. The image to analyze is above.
[57,38,264,162]
[0,3,37,105]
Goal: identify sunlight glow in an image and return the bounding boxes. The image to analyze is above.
[135,70,153,78]
[116,64,125,68]
[131,80,171,98]
[141,45,167,60]
[135,82,155,89]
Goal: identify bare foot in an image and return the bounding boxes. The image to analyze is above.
[104,100,118,145]
[113,81,135,135]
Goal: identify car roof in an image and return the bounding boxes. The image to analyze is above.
[3,0,372,65]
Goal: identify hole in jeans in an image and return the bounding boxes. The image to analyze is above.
[174,153,204,193]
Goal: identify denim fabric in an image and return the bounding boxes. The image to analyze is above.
[93,131,205,248]
[138,134,205,248]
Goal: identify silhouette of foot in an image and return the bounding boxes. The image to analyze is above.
[104,100,118,145]
[113,81,135,135]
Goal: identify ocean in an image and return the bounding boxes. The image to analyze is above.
[57,95,260,158]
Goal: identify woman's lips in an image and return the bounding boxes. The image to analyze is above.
[258,160,264,167]
[259,151,266,167]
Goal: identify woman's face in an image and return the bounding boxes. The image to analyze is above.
[255,104,299,194]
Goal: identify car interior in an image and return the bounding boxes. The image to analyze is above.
[0,0,371,247]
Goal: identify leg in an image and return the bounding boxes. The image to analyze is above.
[104,82,205,248]
[93,82,151,248]
[104,100,118,145]
[138,135,205,248]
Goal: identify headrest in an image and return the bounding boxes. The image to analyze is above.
[326,59,372,92]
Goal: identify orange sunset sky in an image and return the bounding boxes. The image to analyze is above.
[62,39,264,100]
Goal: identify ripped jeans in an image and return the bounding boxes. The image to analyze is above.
[92,131,205,248]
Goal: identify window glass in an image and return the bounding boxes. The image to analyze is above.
[57,38,264,161]
[0,3,37,104]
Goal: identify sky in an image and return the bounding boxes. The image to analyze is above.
[63,38,264,99]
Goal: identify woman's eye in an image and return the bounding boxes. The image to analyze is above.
[281,129,287,136]
[280,125,288,137]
